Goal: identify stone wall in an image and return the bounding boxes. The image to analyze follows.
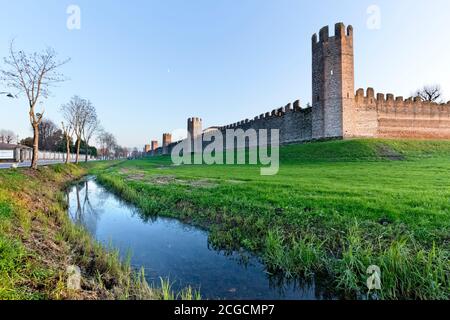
[216,100,312,145]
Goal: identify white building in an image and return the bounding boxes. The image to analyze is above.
[0,143,32,163]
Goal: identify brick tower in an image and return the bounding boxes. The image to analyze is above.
[187,117,202,154]
[312,23,355,139]
[151,140,158,155]
[187,117,202,138]
[162,133,172,155]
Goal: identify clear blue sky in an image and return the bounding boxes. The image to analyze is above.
[1,0,449,148]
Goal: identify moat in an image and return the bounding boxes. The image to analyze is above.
[66,177,328,300]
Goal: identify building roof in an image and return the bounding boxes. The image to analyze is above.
[0,143,32,150]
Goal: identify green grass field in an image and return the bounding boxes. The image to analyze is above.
[88,139,450,300]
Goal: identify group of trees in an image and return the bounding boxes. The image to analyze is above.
[18,118,98,158]
[97,131,128,160]
[19,97,102,164]
[37,119,63,151]
[61,95,100,163]
[0,129,17,144]
[0,41,126,169]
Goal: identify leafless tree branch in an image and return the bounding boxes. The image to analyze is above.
[415,85,443,103]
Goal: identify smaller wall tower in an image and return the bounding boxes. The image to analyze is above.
[187,117,203,154]
[151,140,158,153]
[187,117,203,138]
[162,133,172,155]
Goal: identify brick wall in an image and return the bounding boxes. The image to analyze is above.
[352,88,450,139]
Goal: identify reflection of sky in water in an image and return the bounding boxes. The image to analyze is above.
[67,178,328,300]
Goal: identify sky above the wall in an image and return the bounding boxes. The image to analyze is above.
[0,0,449,148]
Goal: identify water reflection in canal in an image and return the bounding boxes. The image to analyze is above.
[67,177,329,300]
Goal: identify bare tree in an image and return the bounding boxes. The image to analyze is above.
[122,146,130,158]
[73,97,88,164]
[96,131,106,160]
[61,96,93,164]
[38,119,57,150]
[0,129,16,144]
[97,130,117,160]
[61,99,77,164]
[114,146,129,159]
[0,41,69,169]
[82,105,100,162]
[61,121,74,164]
[132,147,139,159]
[415,85,443,103]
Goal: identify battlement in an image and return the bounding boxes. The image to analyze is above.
[355,88,450,112]
[312,23,353,45]
[187,117,203,138]
[151,140,159,151]
[188,117,202,123]
[162,133,172,146]
[220,99,308,130]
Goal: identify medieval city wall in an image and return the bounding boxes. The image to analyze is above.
[147,23,450,158]
[352,88,450,139]
[216,100,313,145]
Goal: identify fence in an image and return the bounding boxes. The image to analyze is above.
[19,150,95,162]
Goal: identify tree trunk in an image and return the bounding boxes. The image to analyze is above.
[85,147,89,162]
[31,124,39,170]
[65,136,71,164]
[75,138,81,164]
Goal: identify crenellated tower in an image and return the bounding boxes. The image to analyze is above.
[187,117,203,138]
[162,133,172,155]
[151,140,158,152]
[312,23,355,139]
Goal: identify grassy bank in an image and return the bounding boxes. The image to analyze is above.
[89,139,450,300]
[0,163,199,300]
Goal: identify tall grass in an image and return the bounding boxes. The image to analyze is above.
[157,278,201,300]
[334,222,449,299]
[264,229,327,279]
